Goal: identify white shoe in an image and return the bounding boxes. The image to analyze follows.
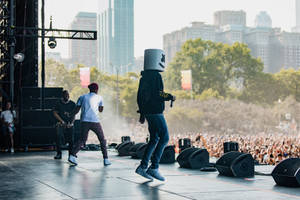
[4,149,9,152]
[68,155,77,165]
[104,158,111,166]
[10,148,14,153]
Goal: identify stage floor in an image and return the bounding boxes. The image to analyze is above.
[0,150,300,200]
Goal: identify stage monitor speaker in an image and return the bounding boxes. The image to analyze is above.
[224,141,239,153]
[216,152,254,177]
[176,147,209,169]
[121,136,131,143]
[136,143,148,159]
[160,145,176,164]
[271,158,300,187]
[177,147,198,168]
[129,143,146,159]
[189,148,209,169]
[117,141,134,156]
[178,138,191,152]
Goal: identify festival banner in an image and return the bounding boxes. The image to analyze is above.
[181,70,192,90]
[80,67,90,88]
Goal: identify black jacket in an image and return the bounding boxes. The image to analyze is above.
[137,70,172,115]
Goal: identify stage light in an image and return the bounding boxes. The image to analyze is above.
[48,37,57,49]
[13,53,25,62]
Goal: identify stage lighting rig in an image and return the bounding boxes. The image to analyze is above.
[0,0,97,109]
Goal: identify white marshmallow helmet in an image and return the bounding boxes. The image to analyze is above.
[144,49,166,72]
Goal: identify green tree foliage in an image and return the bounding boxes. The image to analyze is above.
[165,39,263,98]
[274,69,300,101]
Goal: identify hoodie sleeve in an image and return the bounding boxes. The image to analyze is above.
[156,73,173,101]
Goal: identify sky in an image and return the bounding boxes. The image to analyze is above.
[44,0,296,58]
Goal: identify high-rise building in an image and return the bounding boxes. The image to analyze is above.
[270,31,300,72]
[218,25,245,45]
[98,0,134,74]
[255,11,272,28]
[214,10,246,27]
[163,22,217,63]
[293,0,300,32]
[245,27,272,72]
[164,10,300,73]
[69,12,97,67]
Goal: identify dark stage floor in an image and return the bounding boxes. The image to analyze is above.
[0,150,300,200]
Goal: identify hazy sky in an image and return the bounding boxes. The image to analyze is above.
[44,0,295,58]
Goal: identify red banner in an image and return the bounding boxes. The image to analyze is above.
[181,70,192,90]
[80,67,90,88]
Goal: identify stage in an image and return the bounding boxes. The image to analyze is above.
[0,150,299,200]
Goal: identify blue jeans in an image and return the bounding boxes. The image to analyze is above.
[140,114,169,169]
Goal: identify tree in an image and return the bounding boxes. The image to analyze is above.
[240,72,280,105]
[165,39,263,98]
[274,69,300,101]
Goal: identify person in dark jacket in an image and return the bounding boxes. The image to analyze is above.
[53,90,76,159]
[135,49,175,181]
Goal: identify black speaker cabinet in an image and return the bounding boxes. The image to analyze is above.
[216,152,254,177]
[117,141,134,156]
[129,143,146,159]
[177,147,198,168]
[22,110,55,127]
[224,141,239,153]
[22,98,59,110]
[177,147,209,169]
[21,87,63,98]
[21,127,56,146]
[178,138,191,152]
[271,158,300,187]
[136,143,148,159]
[121,136,131,143]
[160,145,176,164]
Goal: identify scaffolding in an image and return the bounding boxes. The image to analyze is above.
[0,0,14,103]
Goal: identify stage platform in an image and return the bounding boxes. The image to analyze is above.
[0,150,300,200]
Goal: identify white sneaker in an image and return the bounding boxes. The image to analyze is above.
[10,148,14,153]
[4,149,9,152]
[104,158,111,166]
[68,155,77,165]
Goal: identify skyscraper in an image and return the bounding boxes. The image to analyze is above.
[297,0,300,28]
[69,12,97,67]
[164,10,300,73]
[214,10,246,27]
[293,0,300,32]
[98,0,134,74]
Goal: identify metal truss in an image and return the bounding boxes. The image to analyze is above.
[0,0,10,80]
[0,26,97,40]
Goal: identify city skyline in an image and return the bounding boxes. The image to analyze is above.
[44,0,295,58]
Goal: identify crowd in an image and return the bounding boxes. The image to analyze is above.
[169,132,300,165]
[98,120,300,166]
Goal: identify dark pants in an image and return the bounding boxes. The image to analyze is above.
[140,114,169,169]
[71,122,108,158]
[56,126,74,154]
